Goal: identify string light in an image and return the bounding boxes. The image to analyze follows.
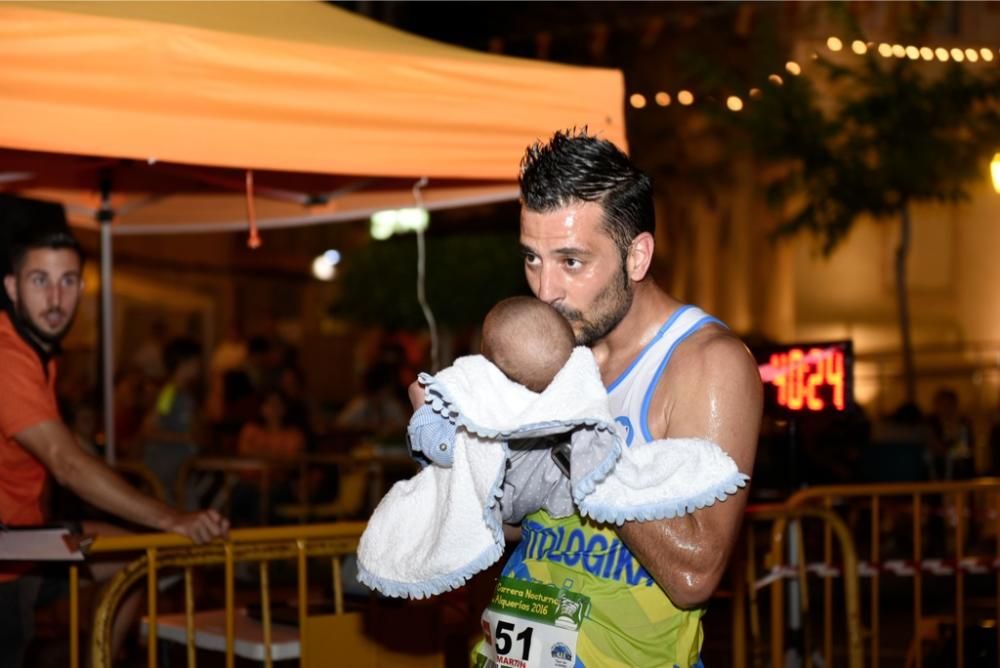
[626,34,998,115]
[992,153,1000,193]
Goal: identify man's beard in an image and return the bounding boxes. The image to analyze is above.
[15,298,73,347]
[554,266,633,347]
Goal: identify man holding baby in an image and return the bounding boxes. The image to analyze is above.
[415,129,762,668]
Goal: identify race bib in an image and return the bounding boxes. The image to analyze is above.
[475,577,591,668]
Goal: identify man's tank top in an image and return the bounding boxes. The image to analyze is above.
[493,305,723,668]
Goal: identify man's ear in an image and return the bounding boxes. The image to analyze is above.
[626,232,655,282]
[3,274,16,306]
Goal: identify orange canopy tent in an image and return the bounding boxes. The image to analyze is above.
[0,1,626,459]
[0,1,626,233]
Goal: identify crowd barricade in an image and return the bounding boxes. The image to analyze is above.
[72,521,458,668]
[752,479,1000,667]
[732,504,864,668]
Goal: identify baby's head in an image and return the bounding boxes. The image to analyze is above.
[481,297,575,392]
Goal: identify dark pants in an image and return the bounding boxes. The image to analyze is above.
[0,571,67,668]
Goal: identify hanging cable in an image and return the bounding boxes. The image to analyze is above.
[412,177,439,371]
[245,170,261,249]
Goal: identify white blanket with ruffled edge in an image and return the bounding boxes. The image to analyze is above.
[357,347,748,599]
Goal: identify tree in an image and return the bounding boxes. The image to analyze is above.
[736,40,1000,402]
[334,231,527,331]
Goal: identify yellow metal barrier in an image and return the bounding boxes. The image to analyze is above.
[732,504,864,668]
[783,478,1000,667]
[76,522,365,668]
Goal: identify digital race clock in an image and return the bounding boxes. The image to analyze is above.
[754,341,854,415]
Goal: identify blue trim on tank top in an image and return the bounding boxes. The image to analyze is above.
[606,305,694,394]
[639,315,726,443]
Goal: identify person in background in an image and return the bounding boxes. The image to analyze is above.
[928,387,975,480]
[244,335,278,391]
[0,195,227,668]
[141,337,204,504]
[231,389,307,526]
[130,319,168,382]
[276,363,314,448]
[336,361,410,443]
[237,389,306,461]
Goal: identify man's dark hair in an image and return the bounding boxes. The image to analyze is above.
[519,129,654,263]
[0,194,83,277]
[163,337,202,375]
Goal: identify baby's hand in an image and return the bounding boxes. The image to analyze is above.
[407,404,457,468]
[407,380,425,412]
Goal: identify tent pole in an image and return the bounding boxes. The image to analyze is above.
[99,184,116,465]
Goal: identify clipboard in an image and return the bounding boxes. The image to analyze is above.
[0,524,92,561]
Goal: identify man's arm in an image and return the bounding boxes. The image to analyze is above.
[617,330,762,609]
[15,419,228,544]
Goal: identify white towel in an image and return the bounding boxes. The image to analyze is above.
[357,347,748,599]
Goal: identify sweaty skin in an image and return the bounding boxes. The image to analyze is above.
[519,201,762,608]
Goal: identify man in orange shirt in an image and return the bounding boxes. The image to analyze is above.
[0,195,229,667]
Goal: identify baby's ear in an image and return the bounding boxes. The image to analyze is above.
[627,232,654,281]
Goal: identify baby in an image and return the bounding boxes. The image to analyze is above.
[479,296,582,522]
[405,295,581,520]
[364,299,748,598]
[480,296,575,393]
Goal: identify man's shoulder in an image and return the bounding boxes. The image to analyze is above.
[0,313,40,368]
[664,322,760,390]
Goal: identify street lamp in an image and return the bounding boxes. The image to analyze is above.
[992,153,1000,193]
